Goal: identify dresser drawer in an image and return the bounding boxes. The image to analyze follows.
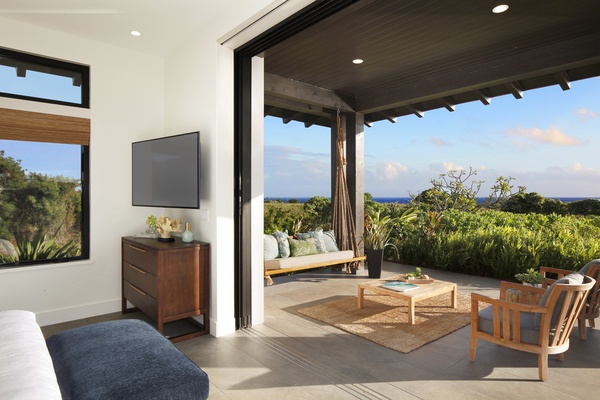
[123,261,157,298]
[122,243,158,275]
[124,280,158,321]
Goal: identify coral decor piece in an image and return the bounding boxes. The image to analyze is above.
[156,216,183,240]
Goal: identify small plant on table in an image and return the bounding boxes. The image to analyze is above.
[514,268,543,286]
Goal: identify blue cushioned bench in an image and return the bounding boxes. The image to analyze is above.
[46,319,209,400]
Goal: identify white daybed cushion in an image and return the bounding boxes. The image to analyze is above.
[0,310,62,400]
[265,250,355,270]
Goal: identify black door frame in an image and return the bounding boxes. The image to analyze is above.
[233,0,357,329]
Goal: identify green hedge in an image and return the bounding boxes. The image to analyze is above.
[395,209,600,279]
[264,197,600,281]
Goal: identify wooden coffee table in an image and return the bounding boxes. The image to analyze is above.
[358,275,457,325]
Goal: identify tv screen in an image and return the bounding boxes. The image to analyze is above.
[132,132,200,208]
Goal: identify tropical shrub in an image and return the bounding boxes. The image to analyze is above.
[567,199,600,216]
[0,151,82,263]
[13,228,79,263]
[395,209,600,279]
[303,196,332,230]
[264,193,600,281]
[264,202,305,234]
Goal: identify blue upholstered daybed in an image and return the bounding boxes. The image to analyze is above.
[0,310,209,400]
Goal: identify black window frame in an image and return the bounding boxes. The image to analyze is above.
[0,47,90,108]
[0,48,90,267]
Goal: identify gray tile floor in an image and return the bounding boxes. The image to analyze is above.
[43,262,599,399]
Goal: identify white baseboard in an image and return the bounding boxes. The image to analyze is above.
[35,299,122,327]
[210,317,235,337]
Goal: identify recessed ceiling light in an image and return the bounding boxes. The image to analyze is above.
[352,59,364,64]
[492,4,509,14]
[130,30,142,37]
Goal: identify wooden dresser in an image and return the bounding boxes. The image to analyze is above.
[121,236,210,341]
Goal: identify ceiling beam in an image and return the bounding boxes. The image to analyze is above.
[437,97,456,112]
[505,81,524,99]
[553,71,571,90]
[406,105,424,118]
[356,32,600,114]
[265,73,355,112]
[264,93,331,117]
[475,90,492,105]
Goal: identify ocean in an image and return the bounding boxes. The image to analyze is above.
[265,197,599,204]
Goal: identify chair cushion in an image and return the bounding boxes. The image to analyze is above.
[478,307,539,344]
[47,319,209,400]
[534,273,584,330]
[579,259,600,276]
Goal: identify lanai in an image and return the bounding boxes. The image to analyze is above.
[258,0,600,256]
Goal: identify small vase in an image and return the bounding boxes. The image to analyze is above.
[182,222,194,243]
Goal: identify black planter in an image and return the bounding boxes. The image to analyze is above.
[364,248,383,279]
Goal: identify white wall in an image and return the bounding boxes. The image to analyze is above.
[0,17,165,326]
[0,0,314,336]
[163,0,284,336]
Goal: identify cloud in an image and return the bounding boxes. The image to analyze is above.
[376,161,409,180]
[428,161,464,174]
[505,125,586,146]
[264,145,331,196]
[517,162,600,197]
[430,137,451,146]
[575,108,598,120]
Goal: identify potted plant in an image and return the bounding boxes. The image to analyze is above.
[146,215,158,234]
[407,267,424,279]
[362,212,398,279]
[514,268,544,287]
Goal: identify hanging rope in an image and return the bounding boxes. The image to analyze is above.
[332,110,361,273]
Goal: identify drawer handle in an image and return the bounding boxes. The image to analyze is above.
[128,245,146,253]
[127,263,147,274]
[128,283,146,296]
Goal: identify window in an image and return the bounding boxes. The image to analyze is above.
[0,49,89,268]
[0,47,89,107]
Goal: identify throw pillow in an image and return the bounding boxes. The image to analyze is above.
[263,234,279,260]
[534,272,584,330]
[310,229,328,253]
[323,230,339,252]
[272,230,290,258]
[294,233,311,241]
[289,238,318,257]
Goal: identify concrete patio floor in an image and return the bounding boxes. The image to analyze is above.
[44,261,600,399]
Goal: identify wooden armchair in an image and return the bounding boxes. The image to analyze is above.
[470,275,595,381]
[540,261,600,340]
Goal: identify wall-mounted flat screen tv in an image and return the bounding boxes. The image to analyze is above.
[132,131,200,208]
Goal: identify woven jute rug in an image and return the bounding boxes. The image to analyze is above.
[298,292,474,353]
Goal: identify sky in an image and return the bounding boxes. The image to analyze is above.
[2,65,599,199]
[264,76,600,199]
[0,64,82,179]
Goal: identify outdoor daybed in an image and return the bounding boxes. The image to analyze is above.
[264,229,365,285]
[0,310,209,400]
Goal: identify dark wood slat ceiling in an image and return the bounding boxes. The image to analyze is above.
[264,0,600,127]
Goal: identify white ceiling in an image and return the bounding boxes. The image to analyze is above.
[0,0,234,56]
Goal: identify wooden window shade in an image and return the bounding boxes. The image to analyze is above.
[0,107,90,145]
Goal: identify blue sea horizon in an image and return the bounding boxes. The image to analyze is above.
[265,196,599,204]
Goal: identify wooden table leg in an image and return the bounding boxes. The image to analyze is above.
[358,286,365,309]
[408,298,415,325]
[451,285,457,308]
